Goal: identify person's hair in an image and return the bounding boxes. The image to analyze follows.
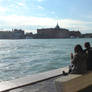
[84,42,90,49]
[74,44,83,53]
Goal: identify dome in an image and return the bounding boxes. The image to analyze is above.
[55,23,60,29]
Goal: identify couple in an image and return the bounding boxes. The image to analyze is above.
[63,42,92,75]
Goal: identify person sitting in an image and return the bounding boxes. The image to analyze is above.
[63,44,87,75]
[84,42,92,70]
[69,44,87,74]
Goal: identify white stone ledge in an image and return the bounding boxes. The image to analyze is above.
[0,66,68,92]
[55,71,92,92]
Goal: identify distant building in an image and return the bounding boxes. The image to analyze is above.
[0,29,25,39]
[25,32,33,39]
[36,23,82,38]
[69,31,82,38]
[0,24,87,39]
[82,33,92,38]
[12,29,25,39]
[0,31,12,39]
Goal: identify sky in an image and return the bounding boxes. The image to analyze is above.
[0,0,92,33]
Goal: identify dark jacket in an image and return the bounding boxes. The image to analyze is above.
[71,52,87,74]
[84,47,92,70]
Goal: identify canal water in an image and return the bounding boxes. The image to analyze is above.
[0,38,92,81]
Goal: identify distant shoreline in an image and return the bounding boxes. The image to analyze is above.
[0,37,92,40]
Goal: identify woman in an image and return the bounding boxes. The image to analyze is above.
[70,44,87,74]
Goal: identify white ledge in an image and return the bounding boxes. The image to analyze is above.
[0,67,68,92]
[55,71,92,92]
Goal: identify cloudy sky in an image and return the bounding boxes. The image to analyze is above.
[0,0,92,33]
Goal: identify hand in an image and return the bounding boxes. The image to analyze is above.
[71,53,73,59]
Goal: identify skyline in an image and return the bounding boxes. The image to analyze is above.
[0,0,92,33]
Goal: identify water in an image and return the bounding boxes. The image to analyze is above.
[0,38,92,81]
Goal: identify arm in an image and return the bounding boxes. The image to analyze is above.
[71,53,73,59]
[70,53,73,64]
[71,54,78,65]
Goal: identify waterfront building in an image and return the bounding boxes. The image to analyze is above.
[12,29,25,39]
[82,33,92,38]
[0,29,25,39]
[37,23,81,38]
[0,31,13,39]
[25,32,33,39]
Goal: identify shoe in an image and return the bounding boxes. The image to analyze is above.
[62,71,68,76]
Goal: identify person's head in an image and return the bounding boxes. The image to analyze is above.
[74,44,83,53]
[84,42,90,49]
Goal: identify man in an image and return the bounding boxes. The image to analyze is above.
[84,42,92,70]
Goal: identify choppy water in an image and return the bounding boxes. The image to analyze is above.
[0,38,92,81]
